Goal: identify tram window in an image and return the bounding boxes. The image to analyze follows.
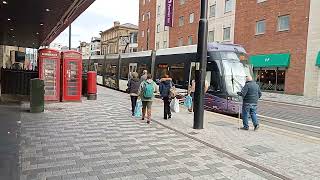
[97,63,103,75]
[207,62,222,92]
[156,64,169,81]
[106,64,117,77]
[170,63,184,86]
[120,63,129,79]
[137,63,148,76]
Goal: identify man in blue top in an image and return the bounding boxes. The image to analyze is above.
[237,76,262,131]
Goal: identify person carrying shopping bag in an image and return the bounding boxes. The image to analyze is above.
[159,74,174,119]
[138,74,157,124]
[127,72,140,116]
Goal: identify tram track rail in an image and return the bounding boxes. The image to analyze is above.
[258,100,320,138]
[260,99,320,110]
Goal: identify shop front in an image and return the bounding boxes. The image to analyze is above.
[249,53,290,92]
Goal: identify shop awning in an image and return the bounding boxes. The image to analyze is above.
[316,52,320,66]
[249,53,290,68]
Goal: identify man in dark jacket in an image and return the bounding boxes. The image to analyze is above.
[159,74,174,119]
[237,76,262,131]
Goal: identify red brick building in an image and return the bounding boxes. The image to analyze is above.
[234,0,311,95]
[169,0,200,47]
[138,0,200,50]
[138,0,157,51]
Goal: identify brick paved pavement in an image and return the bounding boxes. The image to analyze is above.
[151,97,320,179]
[19,88,285,180]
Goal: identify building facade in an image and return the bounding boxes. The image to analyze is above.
[139,0,237,50]
[138,0,320,97]
[208,0,236,43]
[100,21,138,55]
[138,0,157,51]
[234,0,320,96]
[303,0,320,97]
[90,37,101,56]
[79,42,90,57]
[0,45,26,69]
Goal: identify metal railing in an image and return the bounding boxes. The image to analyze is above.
[1,68,38,95]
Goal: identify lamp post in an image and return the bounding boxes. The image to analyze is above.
[193,0,208,129]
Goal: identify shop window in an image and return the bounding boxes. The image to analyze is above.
[255,69,285,92]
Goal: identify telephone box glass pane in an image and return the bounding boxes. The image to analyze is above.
[67,61,79,96]
[43,59,57,96]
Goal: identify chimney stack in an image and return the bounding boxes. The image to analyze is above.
[114,21,120,27]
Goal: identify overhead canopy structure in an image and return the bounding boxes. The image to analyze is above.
[0,0,95,48]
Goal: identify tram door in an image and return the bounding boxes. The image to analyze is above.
[128,63,137,79]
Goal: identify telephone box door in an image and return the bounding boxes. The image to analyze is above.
[62,51,82,101]
[38,49,60,101]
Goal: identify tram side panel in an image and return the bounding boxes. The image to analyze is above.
[103,58,120,90]
[118,56,152,92]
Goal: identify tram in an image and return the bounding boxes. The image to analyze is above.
[83,42,252,114]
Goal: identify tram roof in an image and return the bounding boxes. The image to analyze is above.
[156,42,246,56]
[0,0,95,48]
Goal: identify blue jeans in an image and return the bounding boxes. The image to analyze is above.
[242,103,259,129]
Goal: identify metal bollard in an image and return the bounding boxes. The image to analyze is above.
[30,78,44,113]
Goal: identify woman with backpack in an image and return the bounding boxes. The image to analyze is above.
[127,72,140,116]
[159,74,174,119]
[138,74,157,124]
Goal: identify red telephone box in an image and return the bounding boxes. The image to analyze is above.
[61,50,82,101]
[38,49,60,101]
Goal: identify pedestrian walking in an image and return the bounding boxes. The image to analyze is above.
[159,74,174,119]
[140,70,148,82]
[127,72,140,116]
[237,76,262,131]
[138,74,157,124]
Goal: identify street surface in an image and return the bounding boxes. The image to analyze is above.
[258,100,320,137]
[259,101,320,127]
[19,89,285,180]
[0,104,21,180]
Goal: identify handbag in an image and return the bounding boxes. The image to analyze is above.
[170,97,180,113]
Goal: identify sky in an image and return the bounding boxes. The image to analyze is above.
[51,0,139,48]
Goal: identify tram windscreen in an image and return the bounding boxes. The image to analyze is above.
[221,52,250,96]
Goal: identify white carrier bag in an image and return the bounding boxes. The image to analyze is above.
[170,97,180,113]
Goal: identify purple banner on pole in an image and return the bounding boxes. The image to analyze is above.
[165,0,173,27]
